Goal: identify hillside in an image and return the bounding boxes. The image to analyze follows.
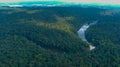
[0,7,120,67]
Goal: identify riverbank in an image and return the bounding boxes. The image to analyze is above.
[78,21,98,50]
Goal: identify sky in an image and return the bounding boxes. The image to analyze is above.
[0,0,120,5]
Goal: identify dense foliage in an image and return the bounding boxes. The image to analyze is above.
[0,7,120,67]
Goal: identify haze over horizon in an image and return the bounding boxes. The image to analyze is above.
[0,0,120,5]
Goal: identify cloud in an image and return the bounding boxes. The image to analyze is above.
[60,0,120,5]
[0,0,120,5]
[0,0,56,2]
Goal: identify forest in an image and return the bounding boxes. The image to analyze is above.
[0,7,120,67]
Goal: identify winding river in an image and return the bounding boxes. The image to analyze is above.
[78,21,98,50]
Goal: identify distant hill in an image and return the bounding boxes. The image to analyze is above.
[0,1,120,9]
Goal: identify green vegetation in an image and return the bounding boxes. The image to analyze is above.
[0,7,120,67]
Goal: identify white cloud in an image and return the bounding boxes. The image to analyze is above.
[0,0,27,2]
[0,0,120,5]
[60,0,120,5]
[0,0,56,2]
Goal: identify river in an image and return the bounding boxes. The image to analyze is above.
[77,21,98,50]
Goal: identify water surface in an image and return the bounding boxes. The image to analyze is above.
[78,21,98,50]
